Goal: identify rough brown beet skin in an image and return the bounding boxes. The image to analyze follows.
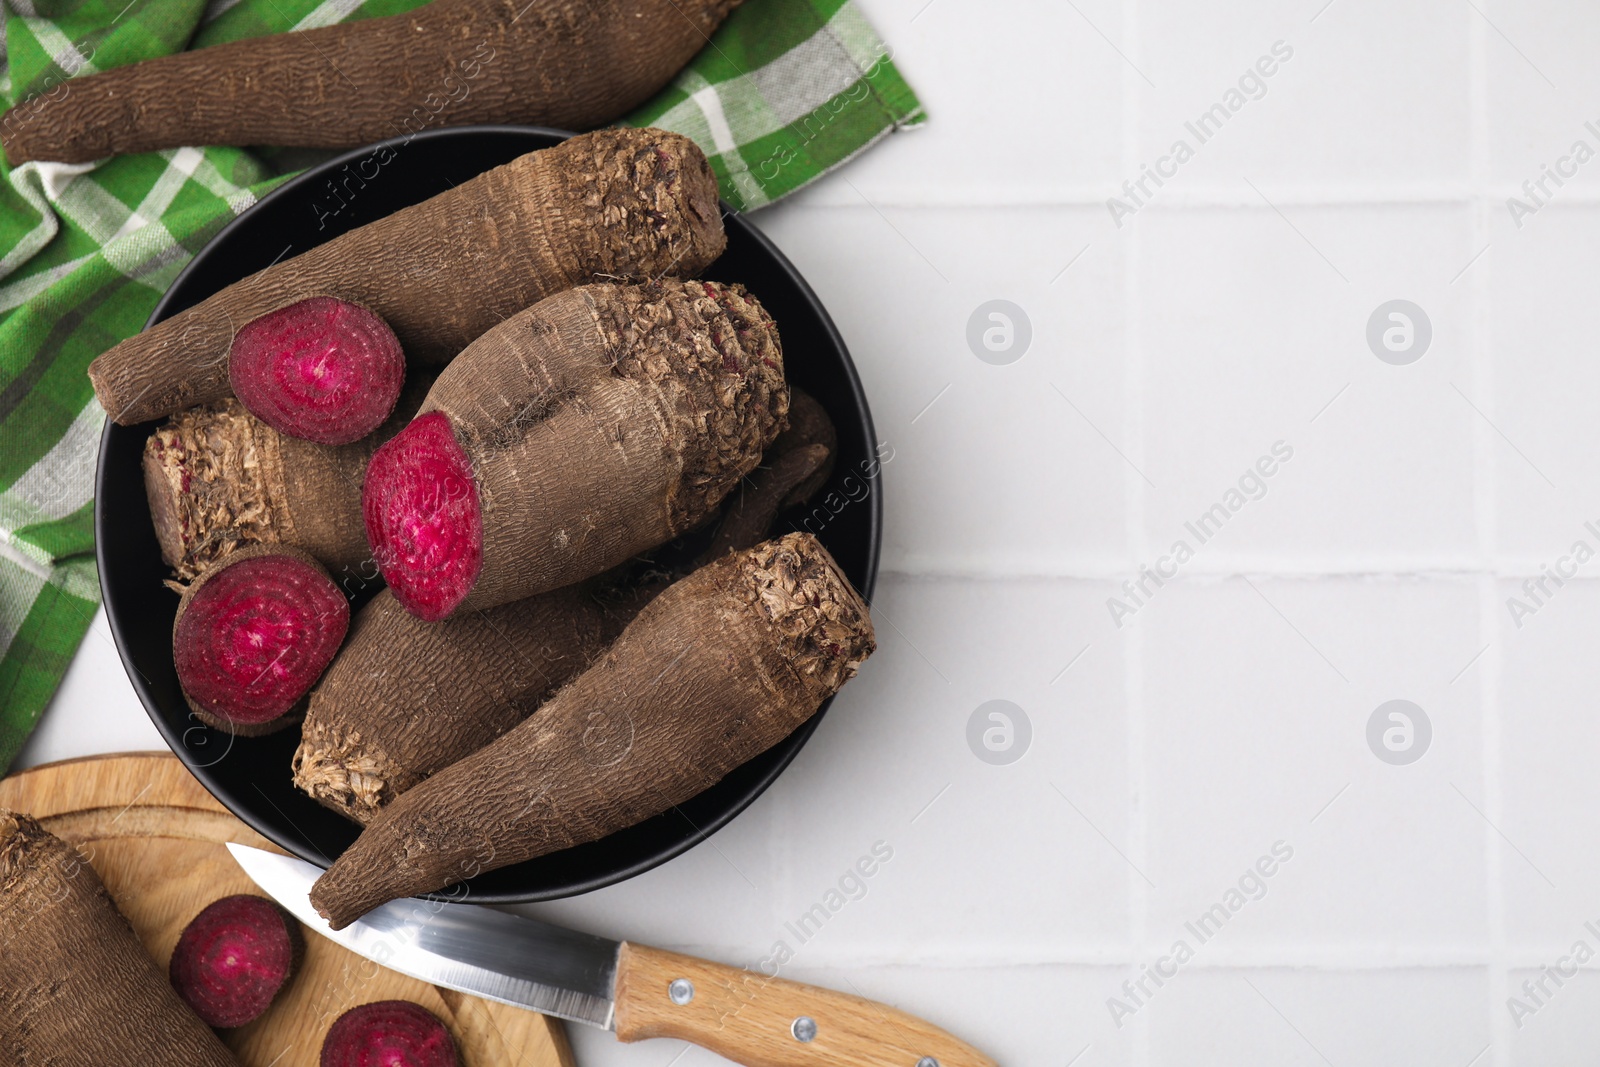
[770,389,839,507]
[310,533,874,929]
[701,442,831,562]
[292,583,613,823]
[295,395,834,825]
[0,0,743,165]
[364,279,788,621]
[0,811,242,1066]
[89,127,726,426]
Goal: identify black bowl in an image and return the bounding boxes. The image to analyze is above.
[96,125,880,902]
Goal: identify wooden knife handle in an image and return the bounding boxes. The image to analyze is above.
[612,941,997,1067]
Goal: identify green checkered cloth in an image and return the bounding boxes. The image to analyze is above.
[0,0,922,773]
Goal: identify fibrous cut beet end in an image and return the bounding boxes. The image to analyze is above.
[321,1000,460,1067]
[174,550,350,730]
[229,296,405,446]
[362,411,482,622]
[169,894,303,1029]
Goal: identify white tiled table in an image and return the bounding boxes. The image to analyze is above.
[25,0,1600,1062]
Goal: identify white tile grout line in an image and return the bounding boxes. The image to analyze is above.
[1481,587,1512,1067]
[1121,2,1148,1065]
[1466,6,1510,1064]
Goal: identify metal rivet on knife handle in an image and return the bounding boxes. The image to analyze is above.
[918,1059,941,1067]
[668,978,695,1005]
[609,942,997,1065]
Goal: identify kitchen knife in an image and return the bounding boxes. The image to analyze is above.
[228,843,995,1067]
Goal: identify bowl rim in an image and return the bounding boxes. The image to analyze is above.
[94,123,881,901]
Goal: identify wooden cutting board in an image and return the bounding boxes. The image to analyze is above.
[0,752,575,1067]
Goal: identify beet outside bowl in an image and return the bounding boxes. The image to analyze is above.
[95,125,881,903]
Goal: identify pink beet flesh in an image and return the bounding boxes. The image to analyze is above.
[229,296,405,445]
[321,1001,460,1067]
[362,411,482,622]
[170,895,300,1028]
[174,553,350,726]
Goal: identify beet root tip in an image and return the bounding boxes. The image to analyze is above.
[229,296,405,446]
[362,411,483,621]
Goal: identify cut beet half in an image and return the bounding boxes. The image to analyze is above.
[229,296,406,446]
[174,548,350,733]
[321,1001,460,1067]
[362,411,482,622]
[169,894,304,1028]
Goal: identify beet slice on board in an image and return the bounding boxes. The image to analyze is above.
[169,894,304,1028]
[321,1001,460,1067]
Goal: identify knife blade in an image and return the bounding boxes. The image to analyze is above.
[228,842,996,1067]
[228,842,619,1029]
